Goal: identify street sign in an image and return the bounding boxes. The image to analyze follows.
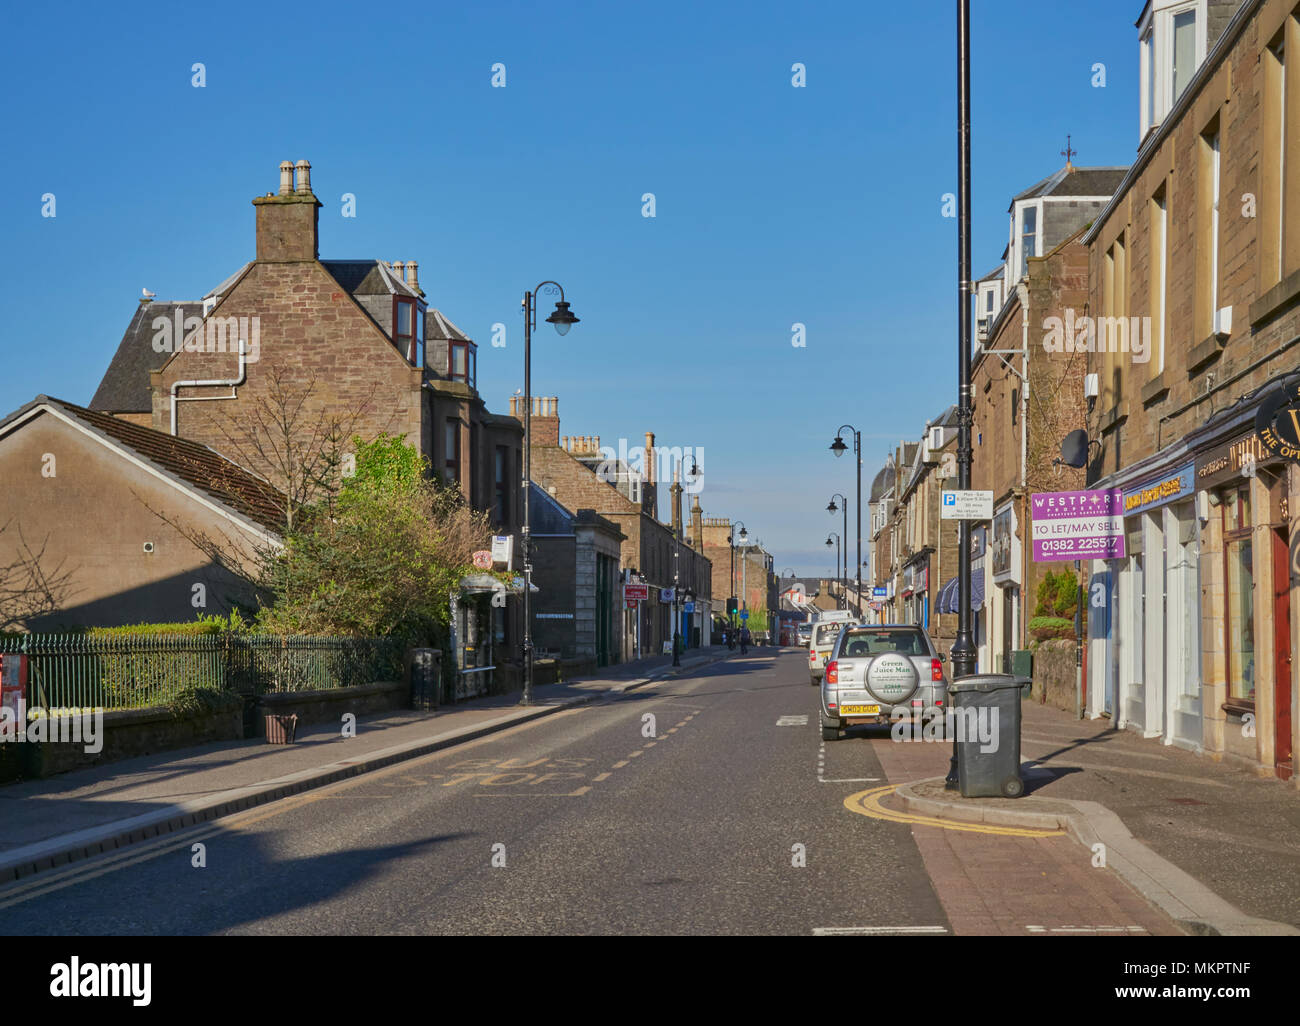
[1030,489,1125,562]
[491,535,514,569]
[872,586,888,599]
[940,489,993,520]
[625,599,638,610]
[624,583,650,602]
[739,610,749,620]
[684,601,695,613]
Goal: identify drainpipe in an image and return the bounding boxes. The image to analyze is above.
[170,338,248,435]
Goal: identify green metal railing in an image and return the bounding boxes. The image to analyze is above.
[0,634,403,712]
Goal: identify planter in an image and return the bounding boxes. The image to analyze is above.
[264,713,298,745]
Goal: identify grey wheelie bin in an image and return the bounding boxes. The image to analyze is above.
[948,674,1032,798]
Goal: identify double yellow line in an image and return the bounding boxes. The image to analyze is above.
[844,784,1065,838]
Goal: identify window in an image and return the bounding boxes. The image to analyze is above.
[449,341,477,389]
[1265,34,1287,285]
[444,418,461,486]
[1171,9,1197,102]
[394,297,420,364]
[1019,205,1037,279]
[1199,126,1221,338]
[1150,185,1167,375]
[1141,26,1156,134]
[1223,484,1255,703]
[494,446,510,526]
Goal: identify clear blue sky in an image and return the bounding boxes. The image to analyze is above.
[0,0,1143,578]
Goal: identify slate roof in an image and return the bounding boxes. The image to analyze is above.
[869,463,895,503]
[2,396,289,535]
[427,309,470,342]
[321,260,421,298]
[90,300,204,414]
[1011,166,1128,205]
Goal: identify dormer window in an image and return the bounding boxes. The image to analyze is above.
[1139,1,1208,138]
[449,340,477,389]
[394,297,423,366]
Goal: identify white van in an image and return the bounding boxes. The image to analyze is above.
[807,610,854,684]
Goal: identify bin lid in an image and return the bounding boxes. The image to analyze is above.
[948,673,1032,694]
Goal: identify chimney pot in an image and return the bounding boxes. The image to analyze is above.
[406,260,419,292]
[294,159,312,195]
[278,161,294,196]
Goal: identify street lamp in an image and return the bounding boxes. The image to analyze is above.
[731,520,748,628]
[828,493,848,615]
[826,533,841,609]
[520,281,579,707]
[830,426,862,618]
[673,542,681,667]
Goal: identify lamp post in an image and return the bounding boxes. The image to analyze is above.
[731,520,748,627]
[827,494,848,613]
[947,0,976,789]
[520,282,579,707]
[830,426,862,618]
[826,533,841,608]
[672,542,681,667]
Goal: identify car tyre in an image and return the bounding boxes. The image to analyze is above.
[821,725,839,741]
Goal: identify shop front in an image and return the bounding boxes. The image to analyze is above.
[990,504,1021,674]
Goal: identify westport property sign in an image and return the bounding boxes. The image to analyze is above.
[1030,490,1125,562]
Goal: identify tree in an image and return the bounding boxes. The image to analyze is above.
[0,520,79,631]
[255,435,490,644]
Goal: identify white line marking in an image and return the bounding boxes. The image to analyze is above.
[778,715,809,726]
[813,926,948,936]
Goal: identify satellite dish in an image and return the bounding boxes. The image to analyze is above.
[1059,429,1090,468]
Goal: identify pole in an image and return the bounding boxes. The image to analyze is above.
[855,432,862,622]
[947,0,975,789]
[521,290,534,706]
[673,543,681,667]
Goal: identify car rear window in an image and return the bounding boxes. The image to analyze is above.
[814,623,843,645]
[839,629,928,657]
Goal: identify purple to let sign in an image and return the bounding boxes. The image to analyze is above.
[1030,489,1126,562]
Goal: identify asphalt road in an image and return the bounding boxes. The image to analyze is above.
[0,650,949,935]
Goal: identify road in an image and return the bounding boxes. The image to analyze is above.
[1,650,954,935]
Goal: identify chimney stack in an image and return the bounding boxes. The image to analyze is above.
[254,158,321,262]
[405,261,419,293]
[690,495,704,550]
[643,432,657,517]
[514,396,560,447]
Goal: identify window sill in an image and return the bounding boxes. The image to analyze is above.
[1249,267,1300,328]
[1100,405,1127,432]
[1187,332,1226,372]
[1222,698,1255,719]
[1140,373,1169,407]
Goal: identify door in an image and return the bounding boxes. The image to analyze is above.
[1273,528,1293,780]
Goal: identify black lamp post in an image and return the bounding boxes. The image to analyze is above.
[947,0,976,789]
[731,520,748,627]
[672,542,681,667]
[825,533,841,608]
[829,427,862,617]
[520,282,579,706]
[828,494,848,614]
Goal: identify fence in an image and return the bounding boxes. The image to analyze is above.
[0,634,404,712]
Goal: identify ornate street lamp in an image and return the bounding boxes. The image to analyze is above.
[829,427,862,617]
[520,282,578,706]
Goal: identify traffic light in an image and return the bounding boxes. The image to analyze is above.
[726,597,737,617]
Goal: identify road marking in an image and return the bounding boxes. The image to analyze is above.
[821,778,882,783]
[813,926,948,936]
[612,760,629,768]
[843,784,1066,838]
[593,772,611,782]
[777,715,809,726]
[628,751,643,758]
[1026,925,1145,934]
[643,741,657,748]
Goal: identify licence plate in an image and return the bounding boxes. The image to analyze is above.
[840,704,880,716]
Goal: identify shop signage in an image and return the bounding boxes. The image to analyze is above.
[1030,489,1125,562]
[624,583,650,602]
[971,525,986,561]
[1255,374,1300,463]
[471,550,493,570]
[1121,462,1195,516]
[491,535,514,569]
[1196,433,1270,490]
[872,587,888,599]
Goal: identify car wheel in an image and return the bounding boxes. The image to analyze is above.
[822,725,839,741]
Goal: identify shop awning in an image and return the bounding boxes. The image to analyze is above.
[936,572,983,613]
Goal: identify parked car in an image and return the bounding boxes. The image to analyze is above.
[818,624,948,741]
[807,619,848,684]
[796,623,813,647]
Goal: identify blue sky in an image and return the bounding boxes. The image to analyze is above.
[0,0,1144,577]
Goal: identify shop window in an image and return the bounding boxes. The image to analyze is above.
[1222,484,1255,703]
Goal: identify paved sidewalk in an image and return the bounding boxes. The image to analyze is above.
[861,699,1300,935]
[0,646,732,883]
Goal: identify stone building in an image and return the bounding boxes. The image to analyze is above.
[1079,0,1299,781]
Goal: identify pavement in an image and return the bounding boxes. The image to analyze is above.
[869,698,1300,936]
[0,645,733,885]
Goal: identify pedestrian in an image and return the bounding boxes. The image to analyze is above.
[739,625,750,654]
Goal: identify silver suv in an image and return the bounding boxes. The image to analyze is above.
[819,624,949,741]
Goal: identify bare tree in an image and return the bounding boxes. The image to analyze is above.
[0,521,79,631]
